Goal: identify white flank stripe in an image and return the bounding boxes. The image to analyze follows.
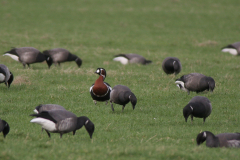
[30,118,56,132]
[33,109,39,113]
[89,86,93,92]
[221,48,238,56]
[0,73,5,82]
[113,57,128,65]
[3,53,20,61]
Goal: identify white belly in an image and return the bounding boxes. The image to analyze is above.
[0,73,5,82]
[30,118,57,132]
[113,57,129,65]
[3,53,20,61]
[221,48,238,56]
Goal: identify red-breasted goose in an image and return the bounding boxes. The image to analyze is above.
[113,53,152,65]
[197,131,240,148]
[110,85,137,111]
[90,68,112,105]
[30,110,94,138]
[162,57,181,75]
[183,96,212,124]
[0,118,10,138]
[175,73,215,94]
[221,42,240,56]
[42,48,82,68]
[0,64,14,88]
[4,47,53,68]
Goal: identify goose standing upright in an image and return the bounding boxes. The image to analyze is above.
[162,57,181,75]
[183,96,212,124]
[4,47,53,68]
[30,110,94,138]
[113,53,152,65]
[196,131,240,148]
[110,85,137,111]
[175,73,215,94]
[90,68,112,105]
[0,64,14,88]
[221,42,240,56]
[42,48,82,68]
[0,118,10,138]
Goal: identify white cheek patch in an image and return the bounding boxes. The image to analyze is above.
[85,120,89,125]
[221,48,238,56]
[3,53,20,61]
[96,69,100,73]
[203,132,207,137]
[190,106,193,111]
[113,57,128,65]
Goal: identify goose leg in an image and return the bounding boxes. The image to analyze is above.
[203,118,206,124]
[73,130,76,135]
[58,62,61,66]
[111,102,114,111]
[45,130,51,138]
[93,100,97,105]
[191,115,193,124]
[122,105,125,112]
[60,133,63,138]
[105,100,108,105]
[27,64,30,68]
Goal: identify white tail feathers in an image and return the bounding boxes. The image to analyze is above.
[113,57,128,65]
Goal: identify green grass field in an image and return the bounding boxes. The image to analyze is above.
[0,0,240,159]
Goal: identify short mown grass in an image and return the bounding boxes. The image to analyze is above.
[0,0,240,159]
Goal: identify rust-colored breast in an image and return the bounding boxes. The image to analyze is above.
[93,76,108,96]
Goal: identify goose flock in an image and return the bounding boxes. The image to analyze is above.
[1,43,240,148]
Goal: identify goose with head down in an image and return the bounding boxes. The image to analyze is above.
[4,47,52,68]
[0,64,14,88]
[113,53,152,65]
[196,131,240,148]
[110,85,137,111]
[30,110,94,138]
[42,48,82,68]
[175,73,215,94]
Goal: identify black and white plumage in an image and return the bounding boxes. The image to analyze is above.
[162,57,181,75]
[196,131,240,148]
[183,96,212,123]
[4,47,53,68]
[0,64,14,88]
[30,110,94,138]
[42,48,82,68]
[90,68,112,105]
[221,42,240,56]
[110,85,137,111]
[113,54,152,65]
[33,104,66,114]
[175,73,215,94]
[0,118,10,138]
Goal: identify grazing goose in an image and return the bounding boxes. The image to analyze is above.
[30,110,94,138]
[90,68,112,105]
[196,131,240,148]
[183,96,212,124]
[0,64,14,88]
[34,104,66,113]
[0,118,10,138]
[110,85,137,111]
[42,48,82,68]
[4,47,53,68]
[113,53,152,65]
[221,42,240,56]
[162,57,181,75]
[175,73,215,94]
